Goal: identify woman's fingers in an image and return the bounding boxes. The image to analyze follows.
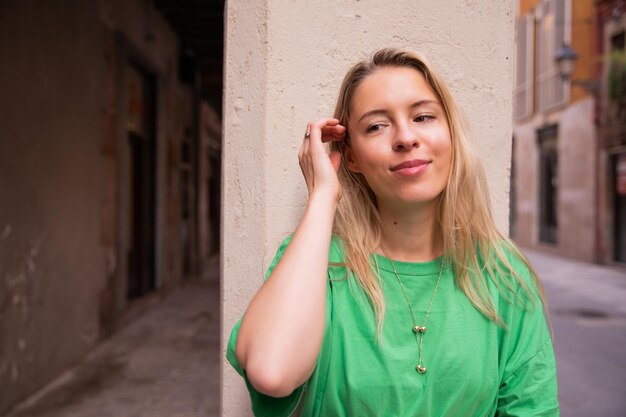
[321,123,346,143]
[298,123,314,193]
[297,117,345,200]
[307,118,338,154]
[322,123,345,132]
[301,119,345,152]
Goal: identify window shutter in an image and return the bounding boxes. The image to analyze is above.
[536,0,568,111]
[515,14,534,119]
[553,0,567,104]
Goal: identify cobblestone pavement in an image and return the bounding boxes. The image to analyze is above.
[2,280,220,417]
[525,249,626,417]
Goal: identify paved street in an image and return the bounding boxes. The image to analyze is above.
[1,280,220,417]
[2,250,625,417]
[525,249,626,417]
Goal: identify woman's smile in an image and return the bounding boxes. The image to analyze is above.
[390,159,431,176]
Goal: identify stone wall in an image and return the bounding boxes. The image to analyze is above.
[0,0,198,411]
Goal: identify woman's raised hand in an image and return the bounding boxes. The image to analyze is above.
[298,118,346,202]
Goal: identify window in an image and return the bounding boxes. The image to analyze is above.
[535,0,570,112]
[538,125,559,244]
[612,31,625,51]
[514,14,534,120]
[608,31,625,122]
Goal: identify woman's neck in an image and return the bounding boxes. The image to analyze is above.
[376,201,441,263]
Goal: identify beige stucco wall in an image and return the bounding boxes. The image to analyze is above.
[513,97,596,262]
[222,1,516,415]
[513,119,540,244]
[559,98,596,260]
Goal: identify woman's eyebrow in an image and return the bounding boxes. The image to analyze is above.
[410,99,440,110]
[356,109,388,123]
[356,100,441,123]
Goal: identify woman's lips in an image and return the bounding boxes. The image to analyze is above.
[390,159,431,176]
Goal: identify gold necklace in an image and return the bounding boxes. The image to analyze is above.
[380,246,444,374]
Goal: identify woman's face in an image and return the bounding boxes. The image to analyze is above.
[345,66,452,210]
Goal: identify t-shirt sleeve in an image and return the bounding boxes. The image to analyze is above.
[225,235,305,417]
[496,252,560,417]
[497,338,559,416]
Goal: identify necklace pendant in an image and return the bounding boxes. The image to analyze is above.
[413,325,426,334]
[382,247,443,379]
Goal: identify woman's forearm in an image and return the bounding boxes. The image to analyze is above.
[235,191,337,397]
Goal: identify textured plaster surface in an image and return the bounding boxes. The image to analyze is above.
[262,0,516,251]
[223,1,516,415]
[221,2,269,416]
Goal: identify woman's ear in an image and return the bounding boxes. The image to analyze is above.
[343,144,361,173]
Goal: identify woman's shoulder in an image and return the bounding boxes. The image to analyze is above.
[496,239,537,288]
[476,238,536,285]
[486,238,545,315]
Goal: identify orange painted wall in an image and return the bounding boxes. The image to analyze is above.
[519,0,540,16]
[518,0,596,104]
[570,0,595,103]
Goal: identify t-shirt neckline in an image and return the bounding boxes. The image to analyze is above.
[372,252,446,277]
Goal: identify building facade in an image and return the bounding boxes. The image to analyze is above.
[513,0,594,261]
[0,0,222,412]
[596,0,626,264]
[511,0,626,264]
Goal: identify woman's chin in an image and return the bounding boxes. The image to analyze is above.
[379,193,442,210]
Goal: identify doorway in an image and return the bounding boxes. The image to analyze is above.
[126,62,157,300]
[538,124,559,244]
[613,153,626,263]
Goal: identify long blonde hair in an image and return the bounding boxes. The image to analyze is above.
[329,48,546,333]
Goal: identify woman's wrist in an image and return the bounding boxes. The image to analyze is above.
[307,190,339,211]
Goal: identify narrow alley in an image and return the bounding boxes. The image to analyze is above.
[0,1,223,414]
[1,278,220,417]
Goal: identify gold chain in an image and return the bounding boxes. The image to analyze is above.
[380,245,444,374]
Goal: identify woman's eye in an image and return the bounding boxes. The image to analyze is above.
[366,123,383,133]
[414,114,434,123]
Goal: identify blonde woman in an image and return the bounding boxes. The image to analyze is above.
[227,48,559,416]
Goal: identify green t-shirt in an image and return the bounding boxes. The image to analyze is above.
[227,236,559,416]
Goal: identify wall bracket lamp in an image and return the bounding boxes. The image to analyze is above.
[555,42,600,94]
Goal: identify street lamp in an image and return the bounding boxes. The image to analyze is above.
[554,42,600,93]
[555,42,578,81]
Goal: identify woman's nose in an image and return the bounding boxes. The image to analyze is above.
[392,123,420,151]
